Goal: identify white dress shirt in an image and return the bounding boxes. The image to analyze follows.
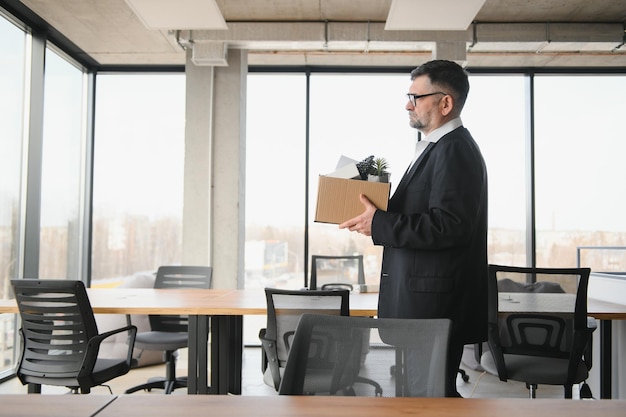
[407,117,463,172]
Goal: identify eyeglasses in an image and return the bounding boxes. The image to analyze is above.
[406,92,446,106]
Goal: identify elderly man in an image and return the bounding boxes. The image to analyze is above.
[340,60,488,397]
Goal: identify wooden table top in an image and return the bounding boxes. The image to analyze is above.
[0,394,115,417]
[0,287,624,319]
[0,288,379,316]
[96,395,626,417]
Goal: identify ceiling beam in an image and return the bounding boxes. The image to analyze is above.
[176,20,625,68]
[178,21,624,53]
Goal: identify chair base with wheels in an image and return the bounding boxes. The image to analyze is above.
[458,368,470,382]
[124,340,186,394]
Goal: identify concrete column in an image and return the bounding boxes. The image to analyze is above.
[212,50,247,289]
[433,41,467,66]
[182,48,247,289]
[183,48,214,268]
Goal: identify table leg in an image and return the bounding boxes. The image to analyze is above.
[197,315,209,394]
[227,315,243,394]
[600,319,612,399]
[188,315,244,395]
[27,383,41,394]
[187,315,211,394]
[187,315,212,394]
[187,315,199,394]
[210,316,221,394]
[211,315,243,394]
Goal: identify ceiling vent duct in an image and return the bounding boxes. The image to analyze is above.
[192,42,228,66]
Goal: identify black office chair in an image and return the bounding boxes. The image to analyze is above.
[309,255,365,291]
[310,254,468,386]
[259,288,352,391]
[310,256,373,359]
[11,279,137,394]
[125,265,212,394]
[279,314,451,397]
[480,264,595,399]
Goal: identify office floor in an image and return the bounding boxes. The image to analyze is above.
[0,346,578,399]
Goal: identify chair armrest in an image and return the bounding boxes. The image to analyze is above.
[259,328,268,372]
[587,316,597,333]
[80,325,138,376]
[473,342,483,364]
[582,317,597,371]
[259,328,280,390]
[568,318,596,380]
[486,322,508,382]
[96,324,138,343]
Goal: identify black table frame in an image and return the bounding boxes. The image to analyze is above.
[186,316,618,397]
[187,315,243,395]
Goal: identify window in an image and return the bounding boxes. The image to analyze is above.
[245,73,306,289]
[92,73,186,286]
[0,12,26,375]
[464,75,527,266]
[534,75,626,268]
[246,71,531,290]
[308,73,416,288]
[39,47,86,279]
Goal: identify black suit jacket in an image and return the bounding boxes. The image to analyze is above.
[371,126,488,344]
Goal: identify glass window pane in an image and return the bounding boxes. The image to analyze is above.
[92,73,185,286]
[534,75,626,269]
[0,13,26,376]
[309,73,416,289]
[40,48,85,279]
[464,75,527,266]
[245,73,306,290]
[308,73,529,283]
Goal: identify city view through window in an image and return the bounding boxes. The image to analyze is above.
[244,72,626,291]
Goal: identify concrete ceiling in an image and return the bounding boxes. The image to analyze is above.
[6,0,626,68]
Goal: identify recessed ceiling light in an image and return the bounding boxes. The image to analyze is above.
[385,0,486,31]
[125,0,227,30]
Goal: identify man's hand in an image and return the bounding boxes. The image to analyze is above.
[338,194,376,236]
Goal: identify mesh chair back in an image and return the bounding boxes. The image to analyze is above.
[309,255,365,291]
[149,266,212,332]
[484,264,592,389]
[11,279,137,393]
[12,279,98,383]
[279,314,451,397]
[265,288,349,366]
[260,288,350,390]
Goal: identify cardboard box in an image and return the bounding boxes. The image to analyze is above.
[314,176,391,224]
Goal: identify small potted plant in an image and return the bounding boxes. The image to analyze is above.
[367,157,390,183]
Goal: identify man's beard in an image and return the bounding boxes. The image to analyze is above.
[410,119,424,130]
